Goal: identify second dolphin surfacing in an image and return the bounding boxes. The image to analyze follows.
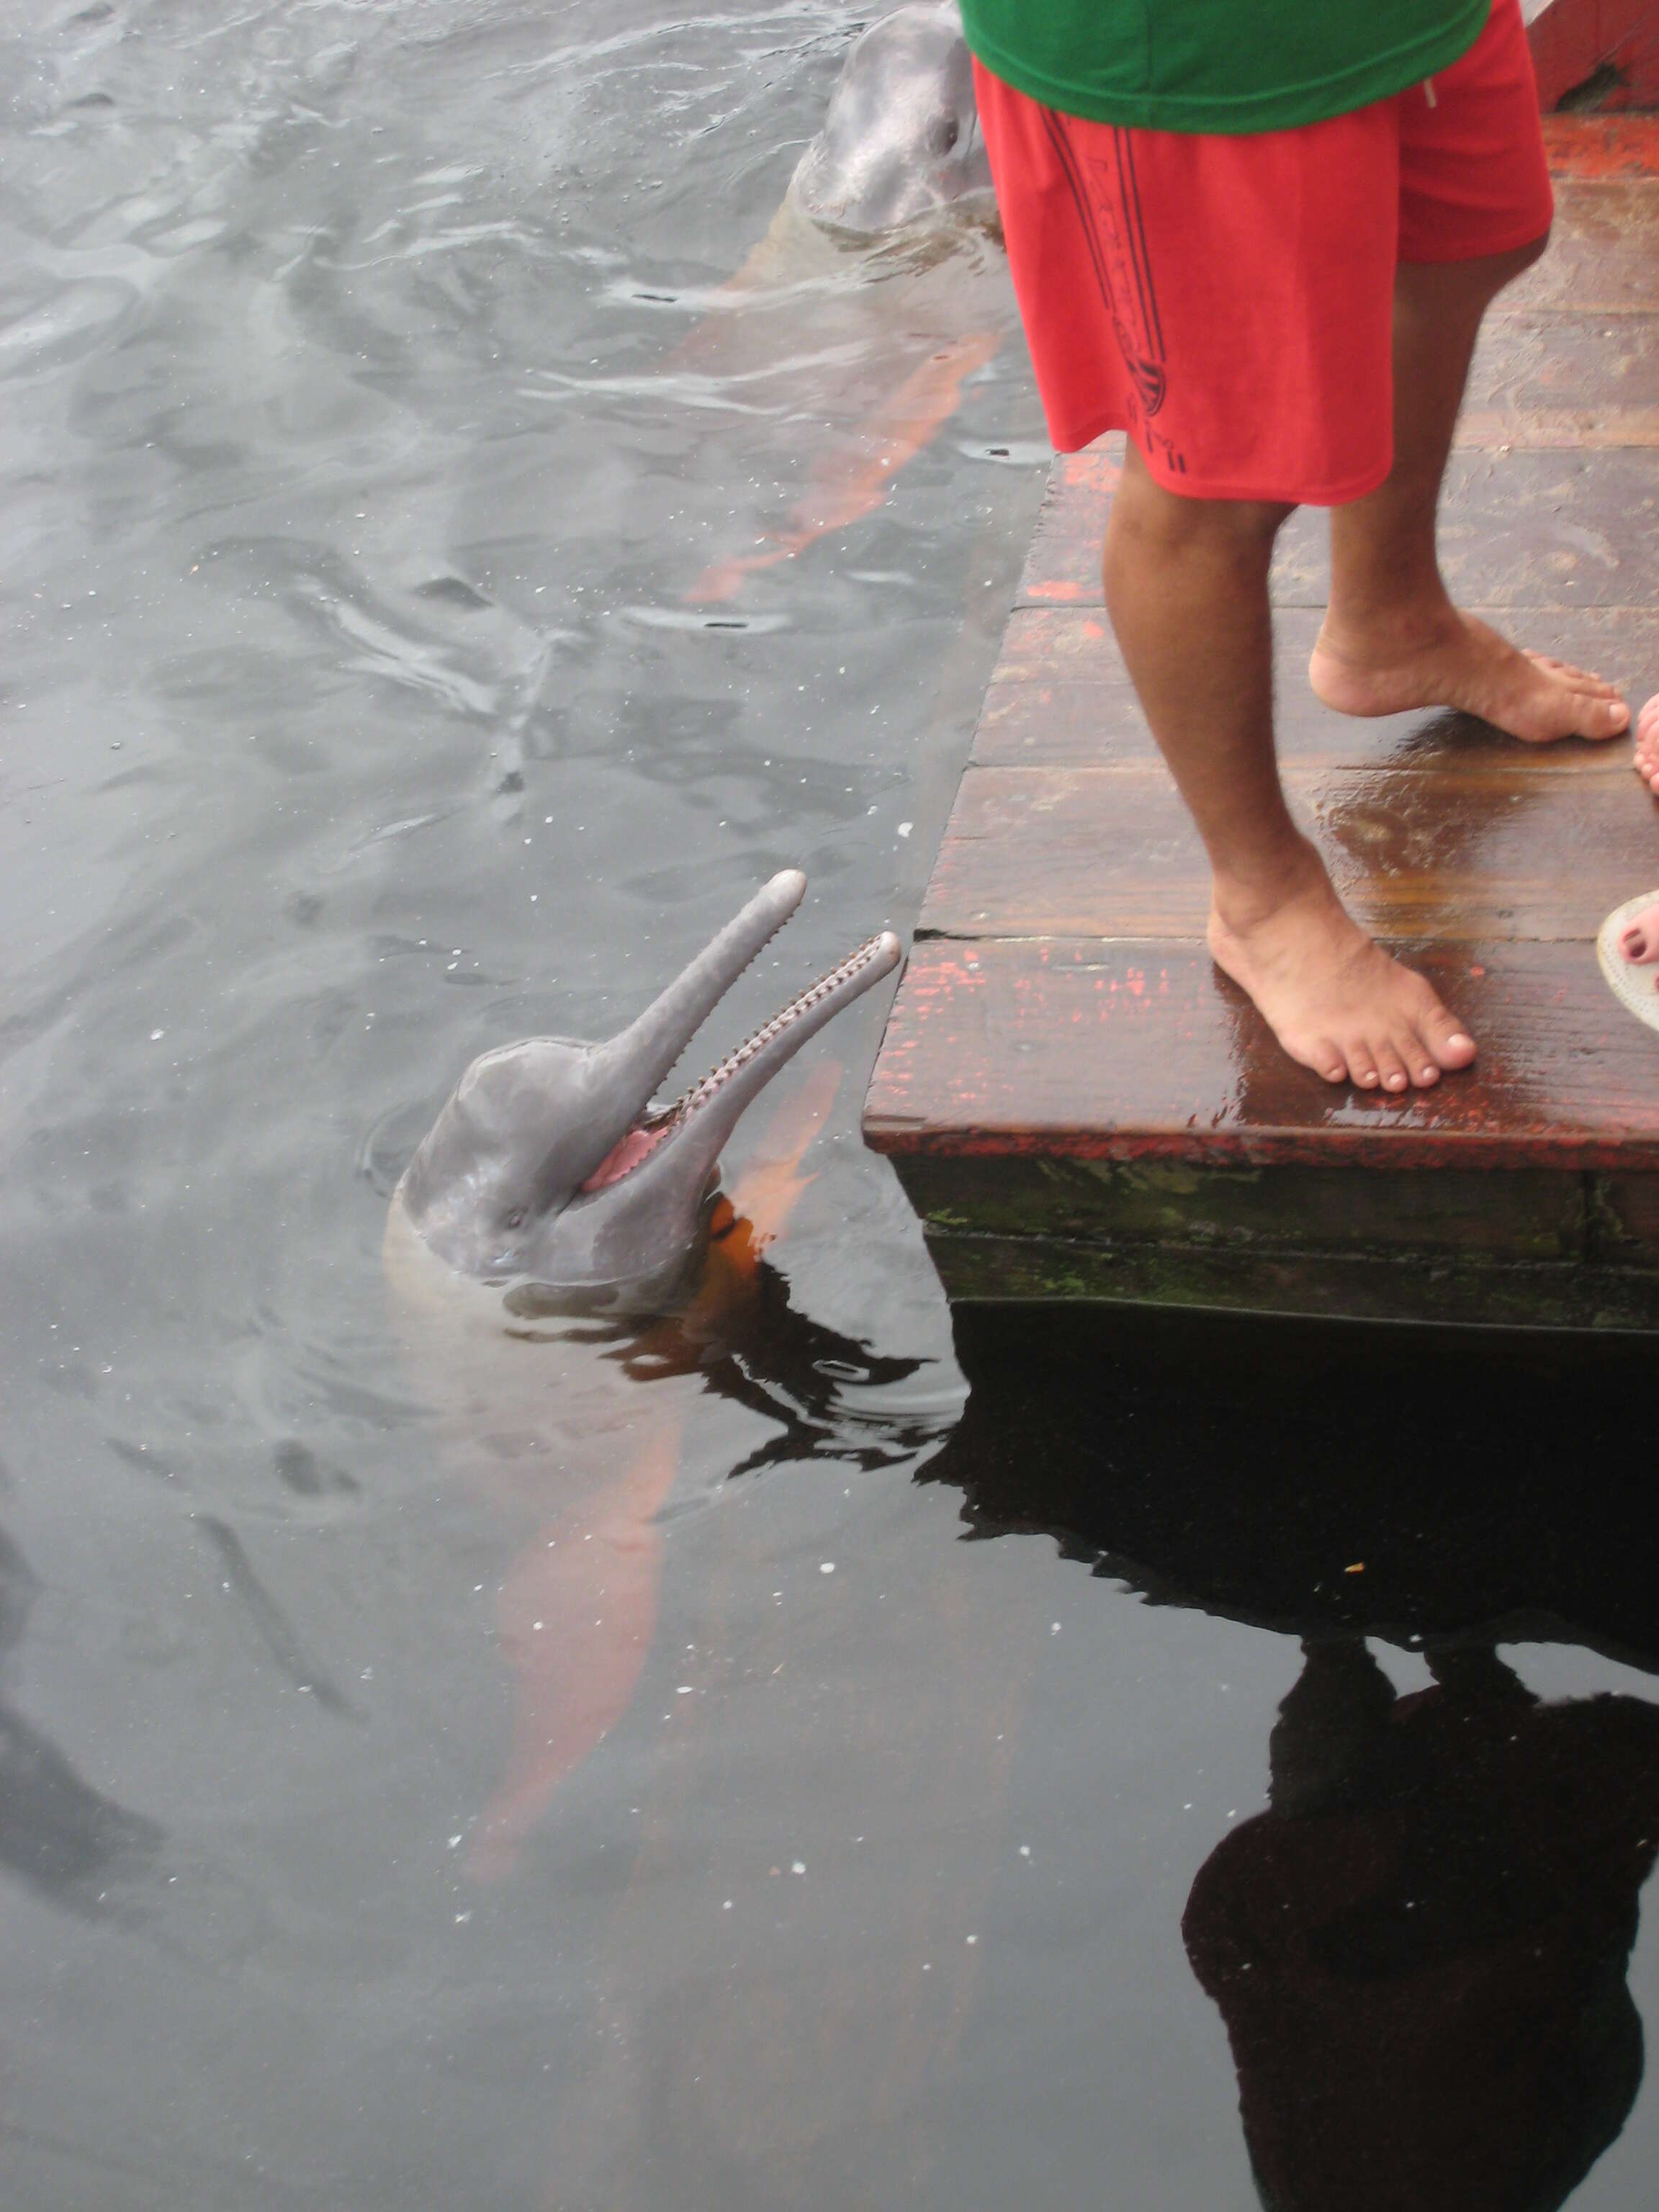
[385,876,907,1873]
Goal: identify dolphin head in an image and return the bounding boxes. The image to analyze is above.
[393,872,902,1306]
[791,4,992,235]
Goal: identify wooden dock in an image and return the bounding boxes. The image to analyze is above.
[863,117,1659,1330]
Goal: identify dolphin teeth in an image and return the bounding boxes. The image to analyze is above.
[665,930,894,1120]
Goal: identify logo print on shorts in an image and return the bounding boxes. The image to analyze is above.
[1125,354,1166,418]
[1043,112,1175,438]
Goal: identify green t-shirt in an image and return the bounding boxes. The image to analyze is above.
[961,0,1491,135]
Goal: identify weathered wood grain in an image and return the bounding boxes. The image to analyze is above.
[979,604,1656,770]
[916,764,1659,943]
[1462,311,1659,444]
[866,939,1659,1172]
[1506,179,1659,307]
[1020,447,1659,610]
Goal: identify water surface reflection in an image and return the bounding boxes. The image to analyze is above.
[938,1305,1659,2212]
[1188,1639,1659,2212]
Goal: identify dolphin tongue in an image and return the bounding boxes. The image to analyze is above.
[578,1112,675,1193]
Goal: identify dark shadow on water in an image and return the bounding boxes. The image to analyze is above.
[927,1303,1659,1668]
[925,1303,1659,2212]
[617,1255,941,1478]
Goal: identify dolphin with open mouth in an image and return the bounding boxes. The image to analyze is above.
[391,871,902,1308]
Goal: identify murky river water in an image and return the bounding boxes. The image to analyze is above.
[3,5,1657,2208]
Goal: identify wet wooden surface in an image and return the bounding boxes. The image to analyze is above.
[1017,446,1659,608]
[863,130,1659,1325]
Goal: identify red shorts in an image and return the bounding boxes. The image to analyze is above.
[975,0,1554,503]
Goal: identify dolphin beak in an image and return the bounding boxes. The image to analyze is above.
[576,924,903,1208]
[554,870,806,1190]
[657,924,903,1177]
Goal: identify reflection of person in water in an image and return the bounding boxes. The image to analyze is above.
[1182,1640,1659,2212]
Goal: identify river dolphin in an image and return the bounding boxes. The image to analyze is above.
[391,871,900,1305]
[384,881,904,1874]
[685,2,1008,602]
[789,1,991,236]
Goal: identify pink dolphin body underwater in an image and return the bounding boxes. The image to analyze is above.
[384,873,902,1874]
[681,3,1012,603]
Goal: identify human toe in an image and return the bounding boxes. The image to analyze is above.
[1578,692,1631,738]
[1372,1040,1411,1093]
[1537,655,1621,698]
[1415,997,1475,1071]
[1621,906,1659,964]
[1345,1041,1380,1089]
[1303,1036,1349,1086]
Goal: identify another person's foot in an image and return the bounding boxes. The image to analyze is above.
[1208,847,1476,1091]
[1309,606,1629,743]
[1631,692,1659,795]
[1619,898,1659,966]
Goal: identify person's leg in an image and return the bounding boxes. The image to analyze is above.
[1632,693,1659,795]
[1104,442,1476,1090]
[1311,246,1629,744]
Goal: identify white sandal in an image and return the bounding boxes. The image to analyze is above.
[1596,891,1659,1034]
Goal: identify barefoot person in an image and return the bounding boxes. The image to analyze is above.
[1615,696,1659,973]
[963,0,1631,1091]
[1630,693,1659,804]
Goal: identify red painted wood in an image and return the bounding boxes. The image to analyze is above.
[1530,6,1659,114]
[866,938,1659,1172]
[1544,115,1659,174]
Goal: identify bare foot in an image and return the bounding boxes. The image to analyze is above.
[1620,899,1659,965]
[1208,848,1476,1091]
[1632,693,1659,796]
[1309,607,1629,743]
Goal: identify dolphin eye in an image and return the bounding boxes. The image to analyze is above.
[503,1206,527,1231]
[932,116,959,156]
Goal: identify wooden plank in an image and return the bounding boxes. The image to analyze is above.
[1020,446,1659,610]
[1462,310,1659,444]
[1015,447,1116,608]
[865,938,1659,1171]
[978,603,1658,770]
[1468,310,1659,410]
[916,764,1659,943]
[1508,180,1659,309]
[1542,117,1659,179]
[1530,7,1659,114]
